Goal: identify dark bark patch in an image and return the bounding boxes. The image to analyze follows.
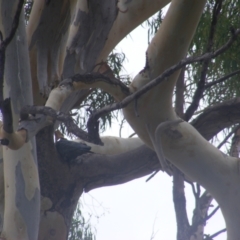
[63,0,118,76]
[15,162,40,240]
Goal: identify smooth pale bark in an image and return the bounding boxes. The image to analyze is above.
[28,0,170,107]
[154,121,240,240]
[45,83,74,111]
[36,127,83,240]
[47,80,144,155]
[27,0,73,105]
[76,136,144,155]
[1,0,239,239]
[0,125,26,150]
[96,0,171,62]
[65,0,207,149]
[124,0,207,149]
[49,0,206,158]
[0,1,40,239]
[1,0,239,240]
[39,193,69,240]
[56,0,206,148]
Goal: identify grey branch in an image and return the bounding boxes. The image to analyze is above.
[20,105,89,141]
[191,97,240,141]
[87,28,240,131]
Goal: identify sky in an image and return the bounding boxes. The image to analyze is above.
[81,24,227,240]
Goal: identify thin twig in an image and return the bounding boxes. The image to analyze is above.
[191,183,201,199]
[205,70,240,89]
[119,118,126,137]
[208,228,226,239]
[217,125,238,149]
[71,73,130,96]
[205,205,220,221]
[134,98,139,117]
[175,68,185,118]
[20,105,91,142]
[229,125,240,157]
[128,132,136,138]
[191,183,198,198]
[145,170,159,182]
[184,0,223,121]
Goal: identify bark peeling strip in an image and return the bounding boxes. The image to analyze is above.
[63,0,119,77]
[15,161,40,240]
[4,22,33,112]
[29,0,71,94]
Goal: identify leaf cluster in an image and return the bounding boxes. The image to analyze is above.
[143,10,163,44]
[76,51,130,132]
[187,0,240,106]
[68,203,95,240]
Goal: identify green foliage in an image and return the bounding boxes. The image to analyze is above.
[140,1,240,146]
[143,11,163,44]
[187,0,240,107]
[77,50,130,132]
[68,203,95,240]
[108,51,127,79]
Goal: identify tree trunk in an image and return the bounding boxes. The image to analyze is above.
[0,1,40,239]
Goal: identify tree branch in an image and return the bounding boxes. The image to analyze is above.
[86,28,240,137]
[184,0,223,121]
[191,183,201,199]
[172,167,190,240]
[71,73,130,97]
[2,0,24,47]
[173,68,190,240]
[205,205,220,221]
[0,0,24,102]
[204,70,240,89]
[50,96,240,192]
[229,125,240,158]
[191,97,240,141]
[207,228,226,239]
[73,145,160,192]
[190,191,213,239]
[217,125,239,149]
[175,68,185,118]
[19,95,240,148]
[20,105,90,142]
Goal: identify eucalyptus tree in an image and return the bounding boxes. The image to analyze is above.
[0,0,240,240]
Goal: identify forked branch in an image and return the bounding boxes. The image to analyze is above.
[86,28,240,137]
[20,105,90,142]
